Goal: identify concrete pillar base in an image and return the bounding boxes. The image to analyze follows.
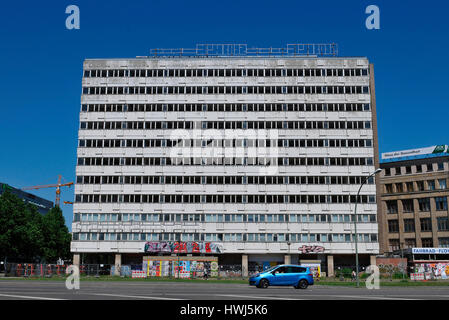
[327,255,334,278]
[284,255,291,265]
[73,254,80,267]
[242,254,248,277]
[114,254,121,276]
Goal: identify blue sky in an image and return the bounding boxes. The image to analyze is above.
[0,0,448,230]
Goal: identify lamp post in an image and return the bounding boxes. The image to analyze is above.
[354,168,382,288]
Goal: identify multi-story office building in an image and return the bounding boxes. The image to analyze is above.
[71,44,380,275]
[379,146,449,254]
[0,182,54,214]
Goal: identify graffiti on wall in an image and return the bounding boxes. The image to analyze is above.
[144,241,223,254]
[298,245,325,254]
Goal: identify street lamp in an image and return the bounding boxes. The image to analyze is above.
[354,168,382,287]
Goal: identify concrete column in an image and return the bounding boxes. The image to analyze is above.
[73,254,80,267]
[114,254,121,276]
[327,255,334,278]
[370,255,377,266]
[284,255,291,265]
[242,254,248,277]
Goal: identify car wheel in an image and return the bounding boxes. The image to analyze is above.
[258,279,269,288]
[295,279,308,289]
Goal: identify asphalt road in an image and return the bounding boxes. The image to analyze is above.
[0,280,449,300]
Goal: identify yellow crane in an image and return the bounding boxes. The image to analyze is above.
[21,175,74,207]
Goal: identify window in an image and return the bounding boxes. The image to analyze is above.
[437,162,445,171]
[396,183,403,193]
[418,198,431,211]
[385,184,393,193]
[422,238,433,247]
[438,179,447,190]
[439,238,449,248]
[402,199,414,213]
[427,163,434,172]
[416,181,424,191]
[406,182,414,192]
[388,220,399,233]
[405,238,416,248]
[386,200,398,214]
[384,168,391,176]
[389,239,400,251]
[395,167,402,175]
[435,197,448,211]
[420,218,432,232]
[427,180,435,191]
[437,217,449,231]
[404,219,415,232]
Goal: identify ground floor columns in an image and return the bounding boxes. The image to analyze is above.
[73,254,80,267]
[242,254,248,277]
[370,255,377,266]
[327,255,334,277]
[284,255,291,265]
[114,254,121,276]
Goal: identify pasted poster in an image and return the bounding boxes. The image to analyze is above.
[413,262,449,279]
[144,241,222,254]
[301,263,321,278]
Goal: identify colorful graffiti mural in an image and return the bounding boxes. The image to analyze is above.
[298,245,325,254]
[144,241,222,254]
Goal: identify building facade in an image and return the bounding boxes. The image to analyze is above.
[71,44,380,275]
[0,182,54,214]
[379,151,449,254]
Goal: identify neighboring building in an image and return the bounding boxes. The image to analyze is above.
[0,182,54,214]
[379,145,449,254]
[71,44,380,275]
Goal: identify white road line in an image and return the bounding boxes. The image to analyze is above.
[336,295,418,300]
[216,294,304,300]
[0,293,65,300]
[86,293,183,300]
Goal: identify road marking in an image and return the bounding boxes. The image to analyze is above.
[86,293,183,300]
[216,294,304,300]
[0,293,65,300]
[336,295,418,300]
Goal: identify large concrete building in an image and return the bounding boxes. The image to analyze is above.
[379,146,449,254]
[71,44,380,275]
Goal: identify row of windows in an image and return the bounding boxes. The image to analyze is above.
[383,162,446,176]
[81,103,371,113]
[79,138,373,149]
[82,85,370,96]
[79,120,372,130]
[388,217,449,233]
[386,197,448,214]
[384,179,447,194]
[76,175,375,186]
[84,68,369,78]
[75,193,376,204]
[73,232,377,243]
[77,156,374,167]
[388,238,449,250]
[74,212,377,223]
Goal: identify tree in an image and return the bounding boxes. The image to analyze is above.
[41,206,72,263]
[0,191,44,262]
[0,191,71,263]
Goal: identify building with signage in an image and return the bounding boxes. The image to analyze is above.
[71,44,380,275]
[378,146,449,255]
[0,182,54,214]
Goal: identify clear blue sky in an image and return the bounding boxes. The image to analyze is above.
[1,0,448,230]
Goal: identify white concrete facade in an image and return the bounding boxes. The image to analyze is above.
[71,55,379,261]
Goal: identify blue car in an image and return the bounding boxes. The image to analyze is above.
[249,264,314,289]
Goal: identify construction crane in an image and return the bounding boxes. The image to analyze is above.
[21,175,74,207]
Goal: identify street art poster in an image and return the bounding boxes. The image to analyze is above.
[413,262,449,279]
[144,241,222,254]
[301,263,321,278]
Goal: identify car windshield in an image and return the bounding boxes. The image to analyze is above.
[262,266,280,273]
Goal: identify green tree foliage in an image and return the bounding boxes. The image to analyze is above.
[0,191,71,263]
